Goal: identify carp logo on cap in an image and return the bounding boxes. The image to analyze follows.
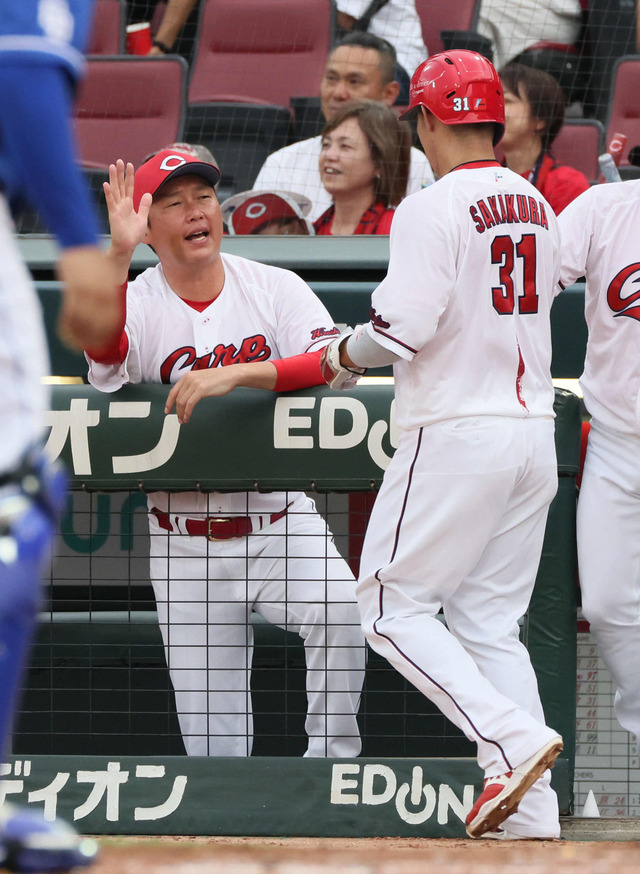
[220,189,315,235]
[159,154,188,173]
[244,201,268,220]
[133,148,221,211]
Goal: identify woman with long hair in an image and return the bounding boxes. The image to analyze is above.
[314,99,412,235]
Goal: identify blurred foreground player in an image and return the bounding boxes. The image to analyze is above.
[0,2,121,870]
[321,50,564,839]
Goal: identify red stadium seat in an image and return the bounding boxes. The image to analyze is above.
[74,56,188,170]
[414,0,480,55]
[551,118,605,182]
[605,55,640,167]
[86,0,125,55]
[494,119,604,182]
[188,0,333,108]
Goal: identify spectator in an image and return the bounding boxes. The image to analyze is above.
[127,0,200,63]
[85,150,366,758]
[314,100,411,235]
[253,31,433,222]
[335,0,428,103]
[499,63,590,214]
[221,190,315,235]
[477,0,583,72]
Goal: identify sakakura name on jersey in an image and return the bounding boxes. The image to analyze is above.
[469,194,549,234]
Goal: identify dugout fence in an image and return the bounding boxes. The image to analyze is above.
[11,382,580,836]
[9,237,582,836]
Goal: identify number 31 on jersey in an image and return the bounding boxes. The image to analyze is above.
[491,233,539,315]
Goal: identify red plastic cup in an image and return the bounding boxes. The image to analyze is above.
[126,22,152,55]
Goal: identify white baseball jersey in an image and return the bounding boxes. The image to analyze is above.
[355,159,564,836]
[477,0,582,69]
[559,180,640,744]
[336,0,428,77]
[253,137,434,222]
[87,252,365,759]
[88,252,339,516]
[558,180,640,435]
[364,161,561,431]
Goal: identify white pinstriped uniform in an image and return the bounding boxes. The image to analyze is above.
[356,162,564,838]
[87,252,366,757]
[0,199,50,475]
[558,180,640,744]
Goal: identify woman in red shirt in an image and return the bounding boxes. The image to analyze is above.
[314,99,412,235]
[498,62,590,215]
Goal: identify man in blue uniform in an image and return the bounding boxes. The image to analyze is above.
[0,3,121,870]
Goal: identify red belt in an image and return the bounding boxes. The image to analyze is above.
[150,506,288,541]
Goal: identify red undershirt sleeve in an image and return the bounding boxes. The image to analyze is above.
[84,282,129,365]
[272,348,325,392]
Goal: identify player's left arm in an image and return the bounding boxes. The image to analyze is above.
[165,359,280,423]
[556,186,595,292]
[165,271,344,423]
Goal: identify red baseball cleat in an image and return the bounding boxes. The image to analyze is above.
[466,736,563,838]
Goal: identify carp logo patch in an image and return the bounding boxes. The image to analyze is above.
[159,155,188,172]
[606,262,640,322]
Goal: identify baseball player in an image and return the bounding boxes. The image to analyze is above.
[557,180,640,747]
[85,152,366,758]
[0,2,121,871]
[320,50,564,839]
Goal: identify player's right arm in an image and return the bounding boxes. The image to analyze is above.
[103,160,152,283]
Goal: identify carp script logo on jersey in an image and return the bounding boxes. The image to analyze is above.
[160,335,271,382]
[607,262,640,322]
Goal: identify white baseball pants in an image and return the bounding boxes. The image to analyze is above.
[149,494,365,757]
[577,417,640,744]
[357,415,562,838]
[0,198,50,475]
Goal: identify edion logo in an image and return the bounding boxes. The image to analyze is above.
[607,262,640,322]
[160,155,188,172]
[330,763,475,825]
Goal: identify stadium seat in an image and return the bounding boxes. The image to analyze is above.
[582,0,637,122]
[493,119,604,183]
[552,118,605,182]
[605,55,640,168]
[290,96,325,141]
[414,0,482,56]
[74,55,188,170]
[188,0,333,108]
[86,0,125,55]
[184,103,293,202]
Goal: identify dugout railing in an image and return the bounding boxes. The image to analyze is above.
[8,236,582,837]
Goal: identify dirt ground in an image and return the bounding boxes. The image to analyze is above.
[89,835,640,874]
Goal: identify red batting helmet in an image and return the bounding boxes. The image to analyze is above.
[400,50,505,146]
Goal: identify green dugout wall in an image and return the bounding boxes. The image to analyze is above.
[10,237,582,836]
[22,234,588,380]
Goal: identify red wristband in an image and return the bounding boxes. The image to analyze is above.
[273,349,324,392]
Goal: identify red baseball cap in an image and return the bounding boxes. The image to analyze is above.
[133,149,221,211]
[220,190,314,235]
